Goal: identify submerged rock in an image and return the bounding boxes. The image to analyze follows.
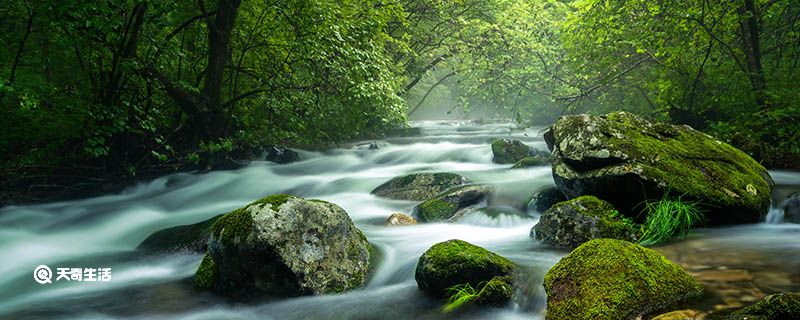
[195,194,373,298]
[263,146,300,164]
[529,186,567,213]
[724,292,800,320]
[415,239,515,306]
[784,193,800,224]
[371,172,469,201]
[137,214,221,254]
[412,184,492,222]
[532,196,638,249]
[386,213,417,225]
[544,111,773,225]
[492,139,532,164]
[544,239,702,320]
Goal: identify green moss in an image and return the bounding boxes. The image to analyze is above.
[416,239,515,297]
[210,194,297,245]
[511,156,548,168]
[600,112,771,221]
[725,292,800,320]
[492,139,532,164]
[416,198,457,222]
[569,195,638,240]
[194,252,217,289]
[543,239,702,320]
[474,276,513,306]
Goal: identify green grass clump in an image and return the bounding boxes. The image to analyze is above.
[638,194,704,246]
[442,283,481,313]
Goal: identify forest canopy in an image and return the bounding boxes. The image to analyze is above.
[1,0,799,199]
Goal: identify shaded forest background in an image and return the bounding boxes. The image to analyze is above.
[1,0,799,202]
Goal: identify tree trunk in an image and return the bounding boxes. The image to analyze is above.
[8,6,34,84]
[739,0,768,110]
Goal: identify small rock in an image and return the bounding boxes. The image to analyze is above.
[264,146,300,164]
[386,213,417,225]
[371,172,469,201]
[413,185,492,222]
[492,139,532,164]
[784,192,800,224]
[415,239,515,306]
[137,215,221,254]
[528,187,567,213]
[724,292,800,320]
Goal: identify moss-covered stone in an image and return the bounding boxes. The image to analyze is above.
[545,111,774,225]
[415,239,515,298]
[413,185,492,222]
[724,292,800,320]
[137,214,222,254]
[198,194,373,298]
[532,196,638,249]
[492,139,532,164]
[371,172,469,201]
[544,239,703,320]
[473,276,514,306]
[511,156,549,168]
[194,252,217,289]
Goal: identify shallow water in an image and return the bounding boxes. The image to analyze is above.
[0,121,798,320]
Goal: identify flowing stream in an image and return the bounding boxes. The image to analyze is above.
[1,121,799,320]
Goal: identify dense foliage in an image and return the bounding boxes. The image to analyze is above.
[2,0,799,202]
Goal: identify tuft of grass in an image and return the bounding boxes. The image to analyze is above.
[442,282,482,313]
[638,194,705,246]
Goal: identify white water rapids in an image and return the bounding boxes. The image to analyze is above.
[0,121,798,320]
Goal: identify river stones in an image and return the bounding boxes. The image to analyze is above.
[544,239,702,320]
[386,213,417,225]
[371,172,469,201]
[544,111,773,225]
[194,194,373,298]
[784,193,800,224]
[528,186,567,213]
[137,214,221,254]
[415,240,515,305]
[724,292,800,320]
[492,139,532,164]
[532,196,638,249]
[412,184,492,222]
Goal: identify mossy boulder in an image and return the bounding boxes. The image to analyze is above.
[415,239,515,300]
[544,239,703,320]
[724,292,800,320]
[386,212,417,225]
[137,215,221,254]
[196,194,373,297]
[529,186,568,213]
[784,193,800,224]
[544,111,773,225]
[412,184,492,222]
[371,172,469,201]
[532,196,638,249]
[511,149,552,168]
[492,139,532,164]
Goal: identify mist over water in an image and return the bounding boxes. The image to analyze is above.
[0,121,798,320]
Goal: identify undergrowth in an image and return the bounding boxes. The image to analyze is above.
[638,194,705,246]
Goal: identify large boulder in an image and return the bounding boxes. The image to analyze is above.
[138,214,221,254]
[544,239,703,320]
[724,292,800,320]
[544,111,773,225]
[371,172,469,201]
[528,186,567,213]
[412,185,492,222]
[194,194,373,297]
[532,196,638,249]
[784,193,800,224]
[492,139,532,164]
[415,240,515,305]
